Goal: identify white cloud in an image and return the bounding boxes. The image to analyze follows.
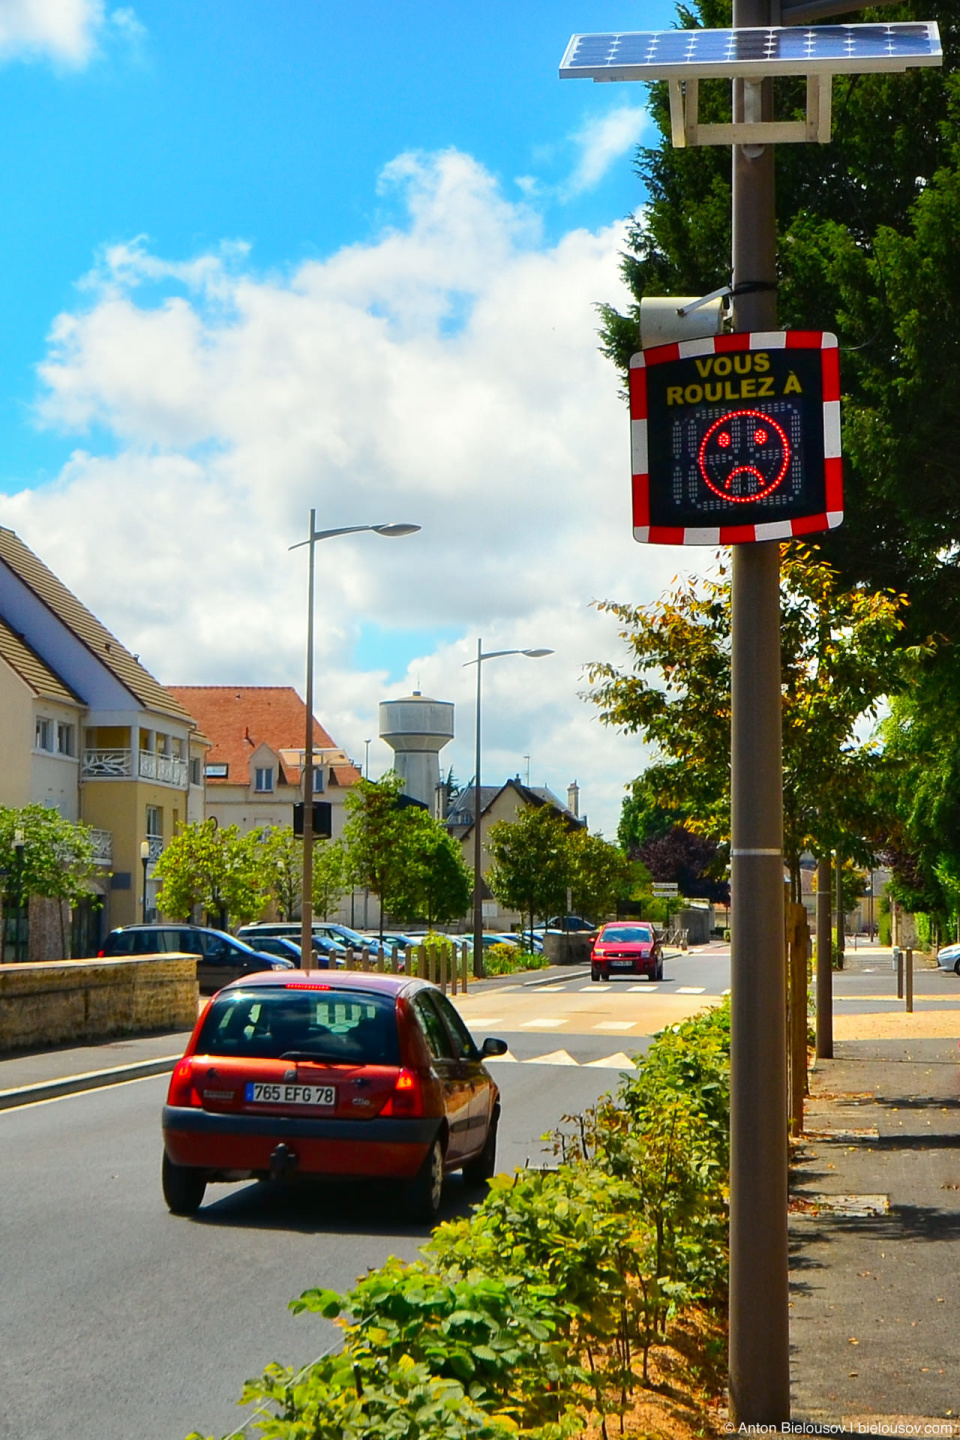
[0,0,105,65]
[562,104,650,198]
[7,148,686,837]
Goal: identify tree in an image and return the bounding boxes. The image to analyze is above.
[599,0,960,656]
[260,826,302,920]
[0,805,99,957]
[619,774,728,902]
[486,806,573,949]
[587,547,905,895]
[398,818,473,929]
[342,774,435,944]
[153,820,269,928]
[568,829,634,923]
[312,838,347,921]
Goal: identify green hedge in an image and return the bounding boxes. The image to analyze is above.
[189,1002,730,1440]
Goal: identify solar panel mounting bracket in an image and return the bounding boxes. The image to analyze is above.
[668,70,832,146]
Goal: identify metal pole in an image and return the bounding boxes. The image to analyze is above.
[728,0,791,1418]
[300,509,316,975]
[472,639,484,979]
[835,847,845,970]
[816,856,833,1059]
[905,946,913,1013]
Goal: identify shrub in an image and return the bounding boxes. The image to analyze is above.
[482,942,549,976]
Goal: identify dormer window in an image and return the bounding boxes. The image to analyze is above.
[254,766,274,793]
[205,762,229,779]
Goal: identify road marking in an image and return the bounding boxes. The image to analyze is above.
[585,1052,637,1070]
[578,984,599,992]
[462,1017,506,1026]
[521,1018,568,1028]
[484,1050,519,1063]
[594,1021,636,1031]
[628,984,659,992]
[0,1072,165,1114]
[722,988,731,996]
[533,984,568,992]
[677,986,706,994]
[523,1049,579,1066]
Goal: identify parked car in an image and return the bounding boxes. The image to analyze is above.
[99,924,295,994]
[235,923,346,967]
[160,970,508,1221]
[590,922,663,982]
[546,915,596,933]
[238,934,305,966]
[936,941,960,975]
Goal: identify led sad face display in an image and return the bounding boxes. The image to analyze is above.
[629,332,843,545]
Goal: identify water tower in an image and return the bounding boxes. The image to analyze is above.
[379,691,455,812]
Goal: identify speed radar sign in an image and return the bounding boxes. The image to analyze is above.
[629,331,842,545]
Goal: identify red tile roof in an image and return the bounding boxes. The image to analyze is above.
[166,686,359,787]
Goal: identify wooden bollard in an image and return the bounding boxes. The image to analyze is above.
[440,942,448,994]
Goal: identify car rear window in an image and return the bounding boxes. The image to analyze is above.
[194,988,401,1065]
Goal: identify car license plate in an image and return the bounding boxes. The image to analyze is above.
[611,959,633,968]
[245,1082,336,1106]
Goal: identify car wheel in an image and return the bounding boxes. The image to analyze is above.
[601,970,610,982]
[462,1111,499,1187]
[405,1137,444,1224]
[954,958,960,977]
[590,965,600,982]
[162,1152,206,1216]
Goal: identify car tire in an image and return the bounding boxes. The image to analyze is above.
[462,1111,499,1187]
[590,965,600,982]
[162,1153,206,1216]
[954,958,960,977]
[404,1137,444,1224]
[601,970,610,982]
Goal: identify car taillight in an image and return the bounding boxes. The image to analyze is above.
[167,1058,201,1108]
[381,1067,424,1118]
[97,949,105,957]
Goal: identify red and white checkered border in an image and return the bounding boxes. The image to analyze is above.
[629,330,843,546]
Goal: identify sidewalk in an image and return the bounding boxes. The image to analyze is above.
[790,1020,960,1430]
[0,1028,192,1108]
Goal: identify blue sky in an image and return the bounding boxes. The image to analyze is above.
[0,0,686,836]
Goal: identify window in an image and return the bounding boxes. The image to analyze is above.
[205,762,229,779]
[34,717,53,751]
[411,992,455,1060]
[189,758,201,785]
[432,991,480,1060]
[254,766,274,793]
[146,805,162,839]
[56,722,75,757]
[194,989,401,1064]
[312,768,324,793]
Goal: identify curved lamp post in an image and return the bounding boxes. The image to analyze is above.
[139,839,151,924]
[463,642,553,977]
[290,515,420,970]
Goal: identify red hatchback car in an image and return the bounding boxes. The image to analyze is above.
[161,971,507,1222]
[591,923,664,982]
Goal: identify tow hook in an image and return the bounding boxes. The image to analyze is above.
[269,1142,299,1181]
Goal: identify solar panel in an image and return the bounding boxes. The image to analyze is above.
[560,23,941,82]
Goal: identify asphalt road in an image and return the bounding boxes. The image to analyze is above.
[0,1053,616,1440]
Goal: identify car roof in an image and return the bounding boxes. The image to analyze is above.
[216,969,422,998]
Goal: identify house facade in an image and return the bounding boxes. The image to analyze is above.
[0,527,207,957]
[445,777,585,932]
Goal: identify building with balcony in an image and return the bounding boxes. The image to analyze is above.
[0,527,207,953]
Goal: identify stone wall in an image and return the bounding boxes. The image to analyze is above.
[0,955,198,1053]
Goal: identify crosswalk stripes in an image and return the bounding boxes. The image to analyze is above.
[486,1049,639,1069]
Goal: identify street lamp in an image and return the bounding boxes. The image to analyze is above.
[290,515,420,971]
[140,840,150,924]
[463,641,553,977]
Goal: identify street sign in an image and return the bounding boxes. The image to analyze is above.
[652,882,679,895]
[630,330,842,544]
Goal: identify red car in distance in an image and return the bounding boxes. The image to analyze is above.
[161,971,507,1223]
[590,922,664,983]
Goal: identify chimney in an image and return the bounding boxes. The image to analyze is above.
[567,781,580,818]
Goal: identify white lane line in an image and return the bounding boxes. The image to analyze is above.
[0,1072,165,1115]
[534,984,569,993]
[522,1050,579,1066]
[594,1021,636,1031]
[628,984,659,992]
[585,1052,638,1070]
[677,986,706,994]
[521,1018,568,1028]
[462,1018,506,1026]
[578,984,599,992]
